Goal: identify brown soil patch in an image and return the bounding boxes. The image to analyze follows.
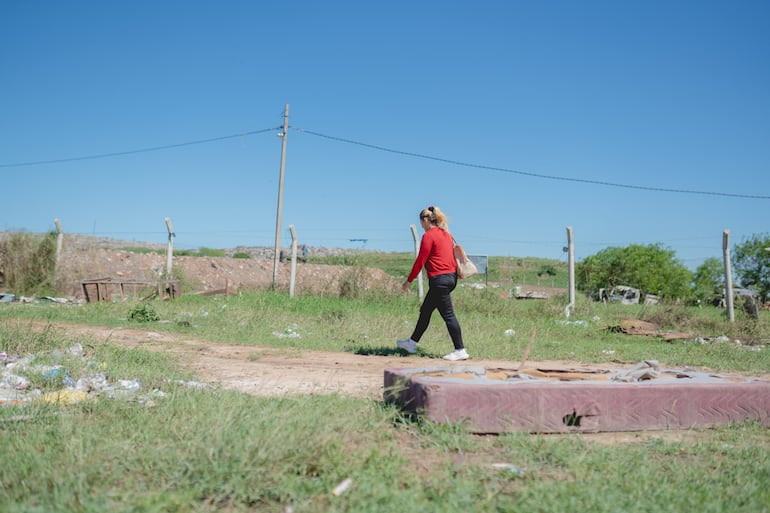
[55,248,401,299]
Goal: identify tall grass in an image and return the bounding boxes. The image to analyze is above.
[0,231,58,296]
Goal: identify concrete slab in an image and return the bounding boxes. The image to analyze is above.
[383,364,770,433]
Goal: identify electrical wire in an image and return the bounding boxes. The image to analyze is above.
[0,128,279,168]
[297,128,770,201]
[3,123,768,202]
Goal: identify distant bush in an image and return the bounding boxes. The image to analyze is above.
[196,247,227,257]
[174,247,227,257]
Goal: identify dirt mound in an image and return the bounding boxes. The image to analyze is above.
[56,247,400,299]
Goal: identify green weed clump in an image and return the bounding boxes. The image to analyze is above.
[127,302,160,322]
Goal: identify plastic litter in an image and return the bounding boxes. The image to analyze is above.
[332,478,353,496]
[491,463,526,476]
[40,389,92,405]
[0,344,197,407]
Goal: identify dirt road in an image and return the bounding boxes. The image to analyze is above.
[52,323,594,400]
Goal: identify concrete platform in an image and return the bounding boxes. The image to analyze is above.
[383,363,770,433]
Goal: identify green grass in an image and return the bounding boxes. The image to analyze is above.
[2,286,767,372]
[1,281,769,511]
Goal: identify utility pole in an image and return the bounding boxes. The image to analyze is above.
[272,104,289,288]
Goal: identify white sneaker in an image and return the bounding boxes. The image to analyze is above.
[443,349,469,361]
[397,339,417,354]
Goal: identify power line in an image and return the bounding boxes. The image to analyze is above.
[0,128,279,168]
[4,123,768,201]
[297,128,770,201]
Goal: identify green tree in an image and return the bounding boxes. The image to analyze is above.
[732,233,770,301]
[692,257,724,306]
[576,243,692,301]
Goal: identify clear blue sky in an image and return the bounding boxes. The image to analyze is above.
[2,1,768,269]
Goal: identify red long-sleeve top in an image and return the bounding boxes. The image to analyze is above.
[406,226,457,283]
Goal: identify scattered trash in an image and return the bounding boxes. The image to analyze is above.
[557,319,588,327]
[504,329,515,337]
[332,478,353,496]
[167,379,212,390]
[41,296,70,304]
[273,325,301,339]
[0,344,207,408]
[611,360,660,382]
[598,285,641,305]
[606,319,694,341]
[0,293,80,305]
[41,389,92,405]
[491,463,526,476]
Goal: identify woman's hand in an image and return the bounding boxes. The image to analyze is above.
[401,281,410,293]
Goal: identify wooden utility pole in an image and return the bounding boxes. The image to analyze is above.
[272,104,289,288]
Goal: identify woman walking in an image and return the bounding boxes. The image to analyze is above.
[397,206,469,361]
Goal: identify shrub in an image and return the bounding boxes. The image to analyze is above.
[128,302,160,322]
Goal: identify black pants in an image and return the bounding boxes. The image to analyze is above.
[410,273,464,350]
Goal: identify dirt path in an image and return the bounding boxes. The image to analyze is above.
[52,323,597,400]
